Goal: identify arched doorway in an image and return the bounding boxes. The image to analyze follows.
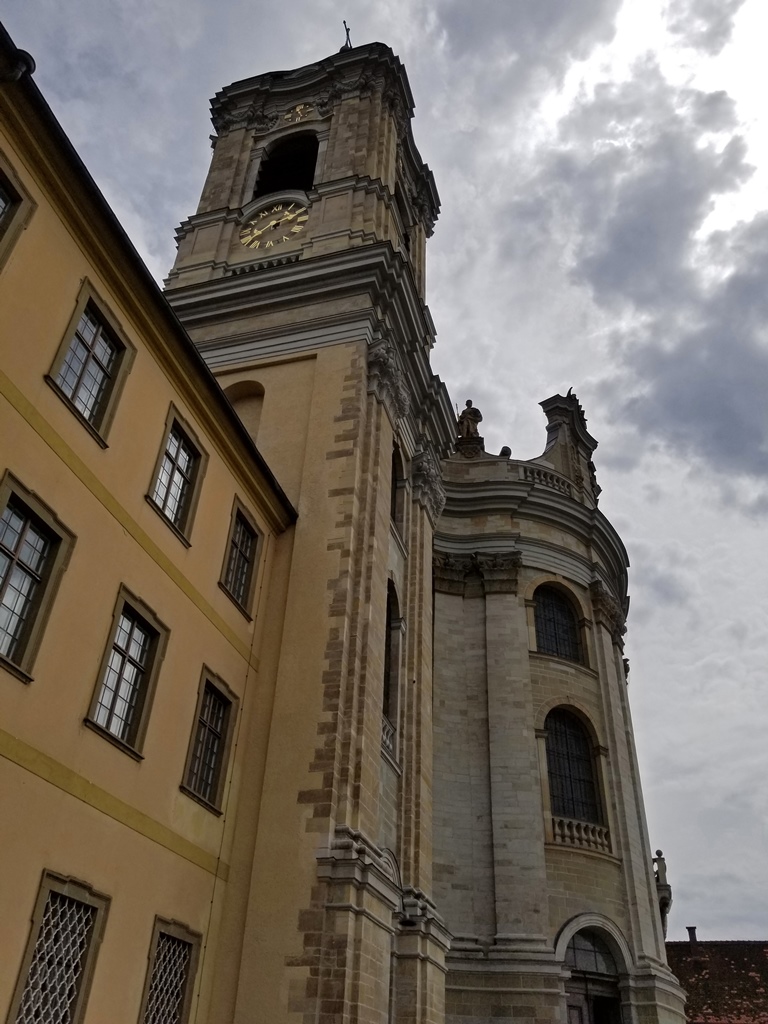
[565,930,622,1023]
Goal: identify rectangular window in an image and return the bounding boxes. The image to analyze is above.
[147,407,207,542]
[7,872,109,1024]
[55,305,119,425]
[0,153,36,270]
[151,425,198,527]
[182,671,237,811]
[139,919,200,1024]
[47,280,135,443]
[221,508,259,611]
[0,475,74,680]
[0,501,52,661]
[88,588,167,755]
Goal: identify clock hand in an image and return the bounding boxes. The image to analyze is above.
[252,219,279,237]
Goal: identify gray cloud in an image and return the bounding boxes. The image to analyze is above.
[665,0,748,55]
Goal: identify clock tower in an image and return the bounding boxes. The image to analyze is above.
[165,42,455,1024]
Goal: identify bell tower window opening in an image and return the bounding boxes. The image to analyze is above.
[253,133,319,200]
[534,585,583,662]
[545,709,602,825]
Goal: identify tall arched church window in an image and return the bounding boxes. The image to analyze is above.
[534,585,582,662]
[545,709,601,825]
[253,134,318,200]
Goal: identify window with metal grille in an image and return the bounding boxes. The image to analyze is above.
[186,681,231,806]
[15,890,95,1024]
[9,874,109,1024]
[93,606,153,743]
[143,933,192,1024]
[534,585,583,662]
[54,305,120,426]
[0,499,52,663]
[139,920,200,1024]
[545,709,602,824]
[151,424,199,529]
[223,511,257,609]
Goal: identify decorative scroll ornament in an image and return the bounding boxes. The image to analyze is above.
[412,448,446,524]
[590,581,626,646]
[434,551,522,595]
[367,342,411,422]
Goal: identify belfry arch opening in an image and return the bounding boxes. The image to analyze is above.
[223,380,265,443]
[253,133,318,200]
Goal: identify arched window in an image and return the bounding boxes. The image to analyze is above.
[545,709,601,824]
[253,134,318,200]
[534,585,582,662]
[565,930,621,1023]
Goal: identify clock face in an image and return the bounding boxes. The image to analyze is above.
[239,200,310,250]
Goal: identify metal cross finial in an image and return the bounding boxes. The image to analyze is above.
[342,20,352,49]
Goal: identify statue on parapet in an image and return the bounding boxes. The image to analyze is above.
[458,400,483,439]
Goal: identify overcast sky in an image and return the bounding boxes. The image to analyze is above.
[4,0,767,941]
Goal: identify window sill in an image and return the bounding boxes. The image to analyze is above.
[529,651,597,676]
[44,375,109,449]
[144,495,193,547]
[180,783,223,817]
[217,580,253,621]
[0,653,33,684]
[84,718,144,761]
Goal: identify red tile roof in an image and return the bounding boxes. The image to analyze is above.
[666,941,768,1024]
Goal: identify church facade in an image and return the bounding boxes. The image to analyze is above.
[0,24,685,1024]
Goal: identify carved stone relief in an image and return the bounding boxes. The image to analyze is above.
[590,580,626,645]
[367,341,411,422]
[434,551,522,595]
[412,448,446,525]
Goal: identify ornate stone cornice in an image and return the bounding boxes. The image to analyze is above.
[316,825,402,911]
[590,580,626,646]
[367,340,411,422]
[434,551,522,596]
[412,447,446,526]
[475,552,523,594]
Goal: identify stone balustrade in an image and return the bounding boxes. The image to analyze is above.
[551,816,610,853]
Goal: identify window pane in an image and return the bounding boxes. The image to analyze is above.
[152,426,197,528]
[187,683,229,804]
[55,306,119,426]
[224,513,256,606]
[535,586,582,661]
[94,607,153,744]
[546,710,601,824]
[0,501,52,661]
